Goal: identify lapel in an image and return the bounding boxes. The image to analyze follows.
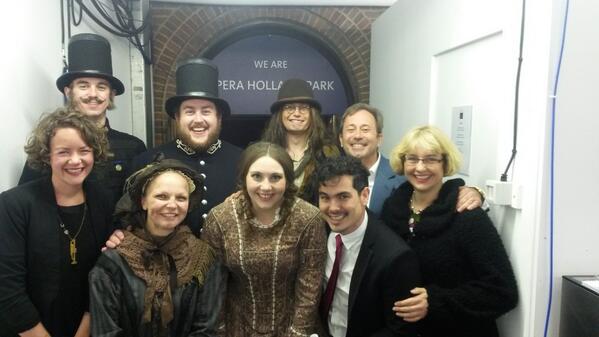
[36,177,63,271]
[347,212,377,318]
[370,156,397,212]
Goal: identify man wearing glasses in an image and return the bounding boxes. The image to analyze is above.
[261,78,340,204]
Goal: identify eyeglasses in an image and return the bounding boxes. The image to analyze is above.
[282,103,311,114]
[403,155,444,166]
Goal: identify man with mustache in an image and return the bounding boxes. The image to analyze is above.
[128,58,242,235]
[316,156,421,337]
[18,33,146,203]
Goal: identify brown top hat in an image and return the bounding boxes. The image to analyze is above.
[165,58,231,119]
[270,78,321,114]
[56,33,125,95]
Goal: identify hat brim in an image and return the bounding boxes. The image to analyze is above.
[270,97,321,114]
[165,95,231,119]
[115,157,206,220]
[56,71,125,95]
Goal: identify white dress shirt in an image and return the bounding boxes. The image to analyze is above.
[324,212,369,337]
[367,153,381,207]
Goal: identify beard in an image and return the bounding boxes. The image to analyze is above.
[177,122,222,152]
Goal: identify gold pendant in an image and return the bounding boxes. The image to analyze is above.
[70,239,78,265]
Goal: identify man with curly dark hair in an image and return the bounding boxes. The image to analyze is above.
[315,155,421,337]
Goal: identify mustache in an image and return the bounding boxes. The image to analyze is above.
[189,122,209,128]
[80,96,106,104]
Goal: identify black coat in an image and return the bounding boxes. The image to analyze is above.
[0,178,114,336]
[326,212,421,337]
[381,179,518,337]
[89,249,225,337]
[130,140,242,236]
[18,124,146,203]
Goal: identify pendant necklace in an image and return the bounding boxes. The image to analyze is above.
[409,194,422,237]
[58,203,87,265]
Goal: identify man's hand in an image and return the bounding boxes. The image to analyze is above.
[102,229,125,251]
[392,287,428,322]
[456,186,483,212]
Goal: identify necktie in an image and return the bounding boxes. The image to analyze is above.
[321,234,343,321]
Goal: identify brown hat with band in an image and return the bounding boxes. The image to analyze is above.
[270,78,321,114]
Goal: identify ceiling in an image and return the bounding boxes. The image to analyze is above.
[150,0,396,6]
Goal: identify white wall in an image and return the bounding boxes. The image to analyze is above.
[0,1,144,191]
[550,0,599,335]
[0,1,63,190]
[370,0,577,336]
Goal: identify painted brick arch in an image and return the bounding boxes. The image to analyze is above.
[151,3,385,144]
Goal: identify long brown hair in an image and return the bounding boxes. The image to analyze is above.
[261,105,329,155]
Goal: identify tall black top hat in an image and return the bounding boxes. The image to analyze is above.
[270,78,321,114]
[56,33,125,95]
[165,58,230,119]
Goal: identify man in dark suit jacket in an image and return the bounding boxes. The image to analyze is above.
[316,156,421,337]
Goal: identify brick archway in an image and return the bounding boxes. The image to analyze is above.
[151,4,386,145]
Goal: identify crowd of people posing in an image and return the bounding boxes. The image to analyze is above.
[0,33,518,337]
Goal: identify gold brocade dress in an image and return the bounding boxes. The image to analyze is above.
[203,192,326,337]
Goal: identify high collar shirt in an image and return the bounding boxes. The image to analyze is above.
[325,212,369,337]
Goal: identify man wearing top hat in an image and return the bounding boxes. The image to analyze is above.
[18,33,146,203]
[128,58,242,236]
[261,78,340,204]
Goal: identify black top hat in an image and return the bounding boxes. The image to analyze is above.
[165,58,231,119]
[56,33,125,95]
[270,78,321,114]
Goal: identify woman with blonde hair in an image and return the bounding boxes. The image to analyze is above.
[381,125,518,337]
[203,141,326,336]
[0,107,112,337]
